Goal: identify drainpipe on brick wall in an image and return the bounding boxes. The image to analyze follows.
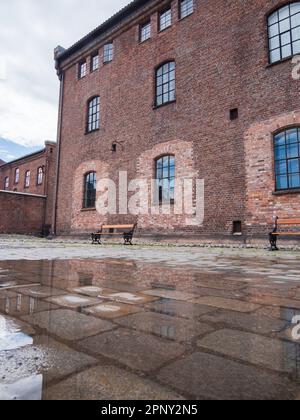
[52,71,65,236]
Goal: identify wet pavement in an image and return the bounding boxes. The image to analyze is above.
[0,253,300,400]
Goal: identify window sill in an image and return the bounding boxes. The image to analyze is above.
[273,188,300,196]
[158,25,172,34]
[85,128,100,136]
[266,55,293,68]
[81,207,96,212]
[153,100,176,110]
[179,12,194,22]
[139,37,151,45]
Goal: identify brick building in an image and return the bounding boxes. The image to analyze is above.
[53,0,300,241]
[0,141,57,235]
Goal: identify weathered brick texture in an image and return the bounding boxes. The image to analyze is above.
[0,142,56,229]
[54,0,300,239]
[0,191,46,235]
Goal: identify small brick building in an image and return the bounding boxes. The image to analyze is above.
[0,141,57,235]
[53,0,300,241]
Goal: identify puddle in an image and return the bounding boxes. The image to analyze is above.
[0,257,300,400]
[0,375,43,400]
[0,315,33,351]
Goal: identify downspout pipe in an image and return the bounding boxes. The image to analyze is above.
[52,47,65,236]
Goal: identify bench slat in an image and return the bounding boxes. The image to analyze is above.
[102,225,135,230]
[273,232,300,235]
[277,219,300,225]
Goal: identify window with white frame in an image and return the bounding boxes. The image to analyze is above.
[103,43,114,63]
[179,0,194,19]
[37,167,43,185]
[4,177,9,190]
[14,168,19,184]
[25,170,30,188]
[140,21,151,42]
[91,52,99,71]
[79,60,87,78]
[159,7,172,31]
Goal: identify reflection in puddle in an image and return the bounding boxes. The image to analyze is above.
[0,375,43,400]
[0,257,300,400]
[0,315,33,351]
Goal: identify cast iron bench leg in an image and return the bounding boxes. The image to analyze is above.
[269,232,278,251]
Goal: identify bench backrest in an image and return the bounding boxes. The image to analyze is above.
[277,218,300,226]
[102,225,135,230]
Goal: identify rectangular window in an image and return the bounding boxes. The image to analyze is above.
[4,177,9,190]
[37,167,43,185]
[179,0,194,19]
[25,171,30,188]
[91,53,99,72]
[103,43,114,63]
[159,7,172,31]
[140,21,151,42]
[87,97,100,133]
[79,61,87,79]
[14,168,20,184]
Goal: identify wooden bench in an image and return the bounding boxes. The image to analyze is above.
[269,217,300,250]
[91,224,137,246]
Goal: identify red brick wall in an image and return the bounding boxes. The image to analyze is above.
[55,0,300,238]
[0,191,46,235]
[245,110,300,235]
[0,142,56,228]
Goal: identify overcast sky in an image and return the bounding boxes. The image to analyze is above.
[0,0,129,156]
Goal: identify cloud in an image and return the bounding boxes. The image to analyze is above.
[0,0,129,147]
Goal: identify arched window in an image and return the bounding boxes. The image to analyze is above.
[37,167,43,185]
[87,97,100,133]
[156,155,175,204]
[83,172,97,208]
[268,3,300,64]
[14,168,19,184]
[274,127,300,190]
[24,171,30,188]
[155,61,175,107]
[4,177,9,190]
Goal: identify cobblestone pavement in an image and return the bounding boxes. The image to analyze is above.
[0,236,300,400]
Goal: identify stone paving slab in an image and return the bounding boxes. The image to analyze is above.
[142,289,197,302]
[107,292,159,305]
[255,306,300,322]
[248,296,300,310]
[157,352,298,400]
[45,294,101,309]
[193,287,245,300]
[197,329,300,374]
[115,312,213,343]
[43,366,184,400]
[146,299,214,319]
[15,286,67,299]
[0,294,58,318]
[71,286,107,297]
[83,302,142,319]
[192,297,260,313]
[0,336,97,385]
[79,329,186,372]
[193,278,247,291]
[21,309,116,341]
[200,309,287,335]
